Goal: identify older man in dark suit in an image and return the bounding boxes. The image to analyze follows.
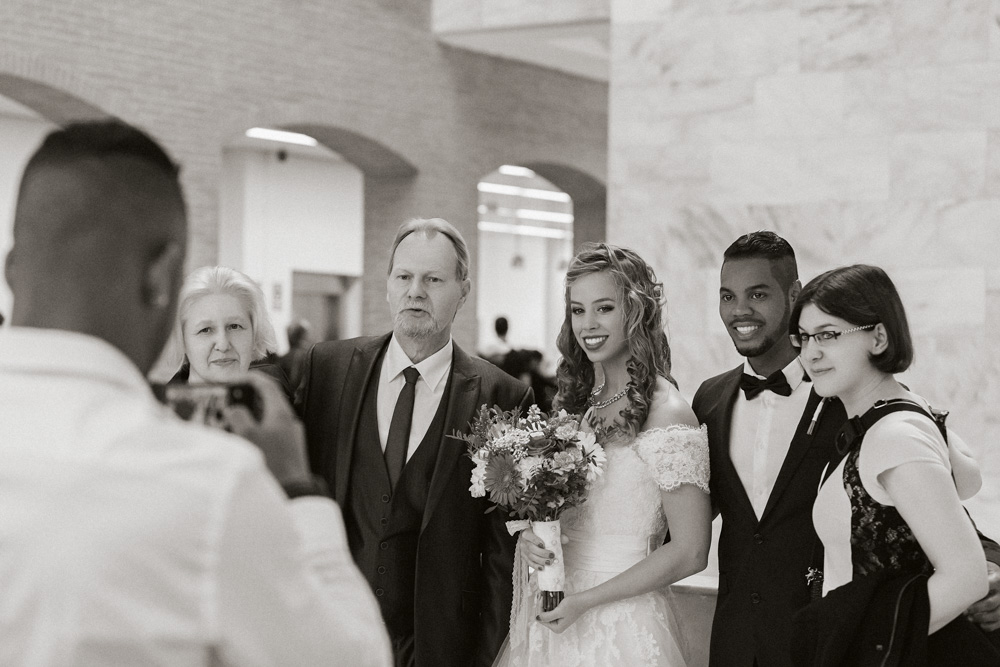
[297,218,532,667]
[693,231,1000,667]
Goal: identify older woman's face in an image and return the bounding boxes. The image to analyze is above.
[182,293,254,384]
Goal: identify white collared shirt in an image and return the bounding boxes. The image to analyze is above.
[377,334,453,461]
[0,327,391,667]
[730,357,812,519]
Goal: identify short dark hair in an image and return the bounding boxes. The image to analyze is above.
[494,316,508,337]
[23,119,179,181]
[723,231,798,289]
[789,264,913,374]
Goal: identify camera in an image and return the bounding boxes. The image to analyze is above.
[152,382,262,430]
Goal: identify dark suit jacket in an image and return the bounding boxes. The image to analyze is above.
[693,365,846,667]
[297,334,533,667]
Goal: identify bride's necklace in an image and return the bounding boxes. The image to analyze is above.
[589,385,628,409]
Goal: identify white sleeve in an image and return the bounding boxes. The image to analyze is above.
[632,424,710,493]
[860,414,952,507]
[212,461,391,667]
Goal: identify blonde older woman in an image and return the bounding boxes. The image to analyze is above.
[168,266,290,396]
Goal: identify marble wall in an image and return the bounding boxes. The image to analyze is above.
[608,0,1000,537]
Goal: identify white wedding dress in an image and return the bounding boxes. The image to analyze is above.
[494,423,710,667]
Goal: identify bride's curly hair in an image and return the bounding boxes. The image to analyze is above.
[553,243,675,436]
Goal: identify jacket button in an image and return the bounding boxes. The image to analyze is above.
[377,566,387,575]
[380,517,389,526]
[751,592,761,604]
[753,533,763,545]
[381,494,390,503]
[380,541,388,550]
[375,588,384,597]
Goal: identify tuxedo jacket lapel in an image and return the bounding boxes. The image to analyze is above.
[333,334,390,506]
[707,367,759,524]
[759,389,824,523]
[422,345,480,533]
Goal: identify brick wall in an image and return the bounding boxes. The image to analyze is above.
[0,0,607,348]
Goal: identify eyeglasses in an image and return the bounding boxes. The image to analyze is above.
[790,324,877,350]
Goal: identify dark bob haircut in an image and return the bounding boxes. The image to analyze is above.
[788,264,913,374]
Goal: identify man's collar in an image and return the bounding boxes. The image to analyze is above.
[385,334,453,391]
[742,356,809,391]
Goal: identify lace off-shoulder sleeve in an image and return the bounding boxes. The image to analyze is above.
[632,424,710,493]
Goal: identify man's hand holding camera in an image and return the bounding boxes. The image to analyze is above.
[226,373,319,495]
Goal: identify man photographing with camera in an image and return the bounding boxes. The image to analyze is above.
[0,120,391,666]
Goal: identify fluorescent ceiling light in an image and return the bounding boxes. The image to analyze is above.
[478,204,573,224]
[478,221,572,239]
[245,127,318,147]
[477,182,571,202]
[498,165,536,178]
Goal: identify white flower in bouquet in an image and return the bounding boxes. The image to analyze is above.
[551,450,577,471]
[470,459,487,497]
[516,455,545,480]
[577,431,606,481]
[510,428,531,445]
[554,422,579,441]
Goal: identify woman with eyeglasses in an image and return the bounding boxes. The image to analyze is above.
[788,264,988,656]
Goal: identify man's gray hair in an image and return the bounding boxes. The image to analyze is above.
[387,217,470,283]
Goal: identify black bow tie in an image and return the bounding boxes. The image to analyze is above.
[740,370,792,400]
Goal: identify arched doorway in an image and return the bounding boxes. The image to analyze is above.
[475,165,574,375]
[219,127,366,352]
[475,163,606,373]
[218,123,418,350]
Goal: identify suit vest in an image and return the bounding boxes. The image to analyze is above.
[343,354,453,641]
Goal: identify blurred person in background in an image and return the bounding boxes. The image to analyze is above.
[0,120,390,666]
[501,348,557,413]
[279,317,314,395]
[479,315,511,367]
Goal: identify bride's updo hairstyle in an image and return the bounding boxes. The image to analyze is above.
[553,243,675,436]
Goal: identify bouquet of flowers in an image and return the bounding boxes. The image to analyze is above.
[455,404,606,611]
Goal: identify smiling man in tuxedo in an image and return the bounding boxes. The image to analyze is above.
[693,231,1000,667]
[297,217,532,667]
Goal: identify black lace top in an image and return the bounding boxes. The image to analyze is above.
[843,444,932,579]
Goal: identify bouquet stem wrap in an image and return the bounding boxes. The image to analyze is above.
[533,520,565,612]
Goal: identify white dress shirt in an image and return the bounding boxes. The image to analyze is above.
[376,334,453,462]
[0,327,391,667]
[729,357,812,519]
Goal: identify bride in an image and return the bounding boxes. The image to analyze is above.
[494,243,712,667]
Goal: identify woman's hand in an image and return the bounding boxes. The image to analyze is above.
[518,527,554,570]
[537,594,589,633]
[518,526,568,570]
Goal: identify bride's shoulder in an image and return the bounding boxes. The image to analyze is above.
[644,377,698,431]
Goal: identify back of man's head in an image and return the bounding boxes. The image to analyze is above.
[722,230,798,291]
[5,120,187,373]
